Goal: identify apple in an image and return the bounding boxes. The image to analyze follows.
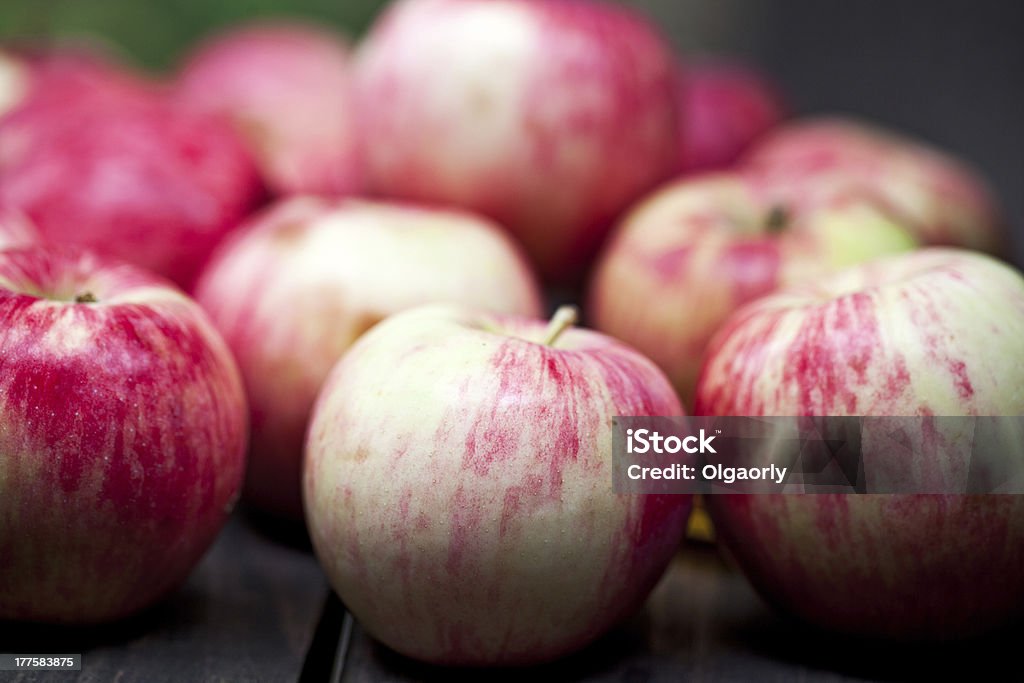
[0,206,40,249]
[588,173,917,408]
[304,304,690,665]
[695,248,1024,638]
[0,44,158,115]
[743,117,1005,254]
[176,21,362,197]
[677,61,787,174]
[0,246,248,623]
[194,197,544,519]
[0,62,264,289]
[352,0,680,282]
[0,49,29,117]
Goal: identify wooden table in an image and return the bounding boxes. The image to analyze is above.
[3,512,1021,682]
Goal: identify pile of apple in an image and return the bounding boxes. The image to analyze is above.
[2,0,1022,668]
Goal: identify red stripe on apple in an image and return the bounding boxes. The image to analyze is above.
[0,247,248,624]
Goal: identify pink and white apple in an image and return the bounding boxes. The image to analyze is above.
[304,304,690,665]
[176,21,362,197]
[194,198,543,519]
[0,246,248,623]
[677,61,787,174]
[0,206,40,249]
[353,0,680,282]
[588,173,917,408]
[0,61,264,289]
[0,49,29,117]
[695,248,1024,638]
[743,117,1005,254]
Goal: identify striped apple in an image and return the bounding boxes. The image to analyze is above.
[0,247,247,623]
[194,198,543,519]
[177,21,362,197]
[743,117,1005,254]
[353,0,679,281]
[0,58,264,289]
[588,173,916,407]
[304,305,690,665]
[696,248,1024,638]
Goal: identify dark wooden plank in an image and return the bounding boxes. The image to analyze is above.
[6,524,1022,682]
[337,543,1024,682]
[1,511,328,683]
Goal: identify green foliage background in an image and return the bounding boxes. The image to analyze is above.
[0,0,392,70]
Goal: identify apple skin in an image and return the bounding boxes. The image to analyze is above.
[0,50,30,117]
[353,0,680,282]
[743,117,1005,254]
[695,248,1024,639]
[176,22,362,198]
[0,206,40,249]
[304,304,691,665]
[1,44,160,115]
[194,198,544,519]
[0,246,248,624]
[677,62,786,174]
[0,60,264,289]
[1,46,137,117]
[587,173,917,407]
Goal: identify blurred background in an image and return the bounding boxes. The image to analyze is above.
[1,0,1021,263]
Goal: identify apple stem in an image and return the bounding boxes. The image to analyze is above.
[765,205,789,234]
[541,305,578,347]
[75,292,97,304]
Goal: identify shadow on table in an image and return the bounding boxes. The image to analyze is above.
[732,607,1024,682]
[240,502,314,552]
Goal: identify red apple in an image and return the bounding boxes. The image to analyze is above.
[0,206,40,249]
[0,61,264,288]
[176,21,362,197]
[743,117,1005,254]
[695,248,1024,638]
[353,0,680,281]
[304,304,690,665]
[0,246,248,623]
[677,61,787,174]
[588,173,916,407]
[194,198,544,519]
[1,46,124,116]
[1,43,159,115]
